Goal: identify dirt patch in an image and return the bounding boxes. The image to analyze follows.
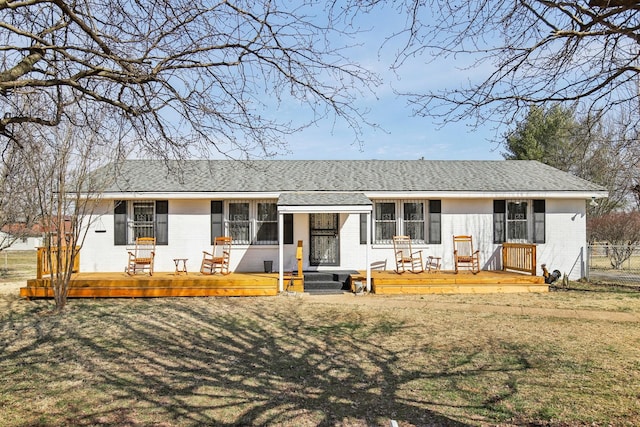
[0,281,25,296]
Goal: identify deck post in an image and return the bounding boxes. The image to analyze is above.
[278,212,284,292]
[366,211,371,291]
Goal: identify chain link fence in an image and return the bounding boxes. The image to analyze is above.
[587,243,640,287]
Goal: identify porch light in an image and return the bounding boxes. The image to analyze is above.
[589,197,598,207]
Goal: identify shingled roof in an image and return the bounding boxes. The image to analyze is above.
[94,159,606,195]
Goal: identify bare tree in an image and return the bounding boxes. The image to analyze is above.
[0,1,379,159]
[503,104,640,214]
[370,0,640,131]
[0,144,40,251]
[18,110,120,311]
[587,211,640,269]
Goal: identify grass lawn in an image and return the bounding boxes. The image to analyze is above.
[1,251,640,426]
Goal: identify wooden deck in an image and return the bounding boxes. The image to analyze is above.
[362,270,547,294]
[20,269,547,299]
[20,272,281,299]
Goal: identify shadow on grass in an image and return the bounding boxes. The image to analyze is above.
[0,297,532,426]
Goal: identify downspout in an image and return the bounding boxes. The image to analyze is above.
[366,211,371,292]
[278,212,284,292]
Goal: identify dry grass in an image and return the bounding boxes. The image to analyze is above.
[1,252,640,426]
[590,254,640,272]
[0,250,36,292]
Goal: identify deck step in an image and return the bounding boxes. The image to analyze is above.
[304,281,345,294]
[303,271,356,294]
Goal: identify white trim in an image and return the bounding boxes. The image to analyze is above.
[366,212,371,291]
[364,191,608,199]
[278,205,372,214]
[98,192,282,200]
[278,213,284,292]
[94,190,607,201]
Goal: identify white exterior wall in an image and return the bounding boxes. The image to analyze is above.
[536,199,587,280]
[80,197,589,279]
[80,200,119,272]
[367,199,495,273]
[440,199,495,271]
[82,199,223,273]
[365,198,588,278]
[82,199,304,274]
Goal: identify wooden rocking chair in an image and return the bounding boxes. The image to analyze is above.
[200,236,232,275]
[453,235,480,274]
[126,237,156,276]
[393,235,424,273]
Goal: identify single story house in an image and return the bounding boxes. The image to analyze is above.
[1,223,44,251]
[80,159,607,291]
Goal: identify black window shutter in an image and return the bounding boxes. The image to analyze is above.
[284,214,293,244]
[359,213,367,244]
[533,199,546,244]
[114,200,127,245]
[155,200,168,245]
[493,200,506,243]
[428,200,442,244]
[210,201,224,244]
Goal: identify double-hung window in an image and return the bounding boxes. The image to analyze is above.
[132,201,154,239]
[403,202,424,241]
[114,200,168,245]
[372,200,441,244]
[493,199,545,244]
[256,202,278,244]
[215,200,279,245]
[228,202,251,244]
[375,202,396,243]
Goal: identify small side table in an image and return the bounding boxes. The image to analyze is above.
[426,256,441,272]
[173,258,188,275]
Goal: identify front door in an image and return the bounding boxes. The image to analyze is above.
[309,213,339,266]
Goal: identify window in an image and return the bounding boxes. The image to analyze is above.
[132,201,154,239]
[404,202,425,242]
[224,200,280,245]
[507,201,528,241]
[256,202,277,244]
[373,200,440,244]
[375,202,396,243]
[493,199,545,244]
[228,202,250,244]
[114,200,168,245]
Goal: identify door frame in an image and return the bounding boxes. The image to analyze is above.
[309,213,340,266]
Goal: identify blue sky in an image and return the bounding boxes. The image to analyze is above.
[269,5,506,161]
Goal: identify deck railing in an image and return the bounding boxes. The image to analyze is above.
[502,243,537,276]
[36,246,80,279]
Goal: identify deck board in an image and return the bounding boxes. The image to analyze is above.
[20,272,280,298]
[20,270,547,299]
[363,270,547,294]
